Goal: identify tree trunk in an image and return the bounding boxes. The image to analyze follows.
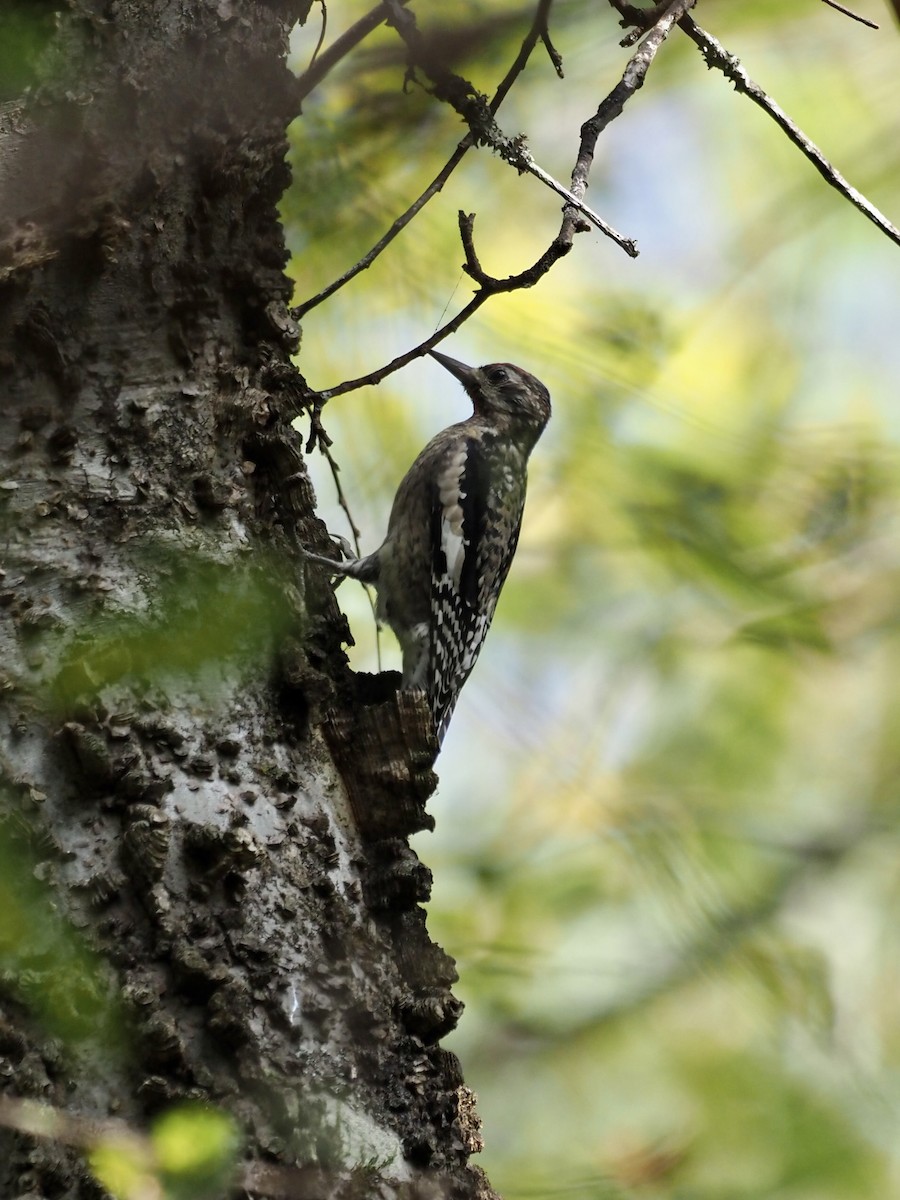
[0,3,489,1196]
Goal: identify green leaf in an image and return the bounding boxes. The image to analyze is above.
[153,1105,240,1200]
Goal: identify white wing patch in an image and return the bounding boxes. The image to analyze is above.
[436,446,468,591]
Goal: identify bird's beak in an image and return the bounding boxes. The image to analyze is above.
[429,349,479,387]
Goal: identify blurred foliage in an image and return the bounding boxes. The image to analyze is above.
[45,555,299,714]
[287,0,900,1197]
[150,1102,238,1187]
[0,805,126,1054]
[89,1104,238,1200]
[0,2,59,103]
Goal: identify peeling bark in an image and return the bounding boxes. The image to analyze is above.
[0,3,493,1196]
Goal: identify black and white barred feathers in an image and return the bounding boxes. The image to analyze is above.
[306,350,551,745]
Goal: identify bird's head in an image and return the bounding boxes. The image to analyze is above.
[429,350,551,441]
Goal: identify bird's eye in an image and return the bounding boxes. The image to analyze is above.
[488,367,510,385]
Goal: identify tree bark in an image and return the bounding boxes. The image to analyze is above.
[0,3,489,1196]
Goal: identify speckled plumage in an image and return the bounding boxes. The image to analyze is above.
[307,351,551,744]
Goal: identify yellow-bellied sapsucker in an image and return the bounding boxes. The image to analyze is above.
[306,349,551,744]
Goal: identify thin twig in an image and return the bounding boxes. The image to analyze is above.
[304,406,382,665]
[312,0,695,402]
[541,26,564,77]
[304,401,363,550]
[295,0,409,104]
[295,0,558,318]
[610,0,878,36]
[294,142,470,319]
[315,200,599,403]
[306,0,328,74]
[492,0,557,114]
[316,292,488,401]
[320,443,363,551]
[680,15,900,250]
[458,210,581,290]
[519,152,637,255]
[819,0,878,28]
[567,0,697,232]
[383,0,633,256]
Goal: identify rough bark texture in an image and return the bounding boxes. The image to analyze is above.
[0,3,493,1197]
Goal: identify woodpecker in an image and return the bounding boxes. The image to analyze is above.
[306,350,551,744]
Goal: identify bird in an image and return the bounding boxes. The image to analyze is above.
[304,349,551,745]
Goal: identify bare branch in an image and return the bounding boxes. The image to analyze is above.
[303,415,361,548]
[303,418,383,663]
[819,0,878,28]
[536,0,565,77]
[541,30,564,76]
[309,0,697,404]
[315,203,595,403]
[294,142,470,320]
[517,150,638,256]
[316,293,488,401]
[382,0,634,255]
[305,0,328,76]
[568,0,697,225]
[614,0,677,47]
[458,210,578,290]
[680,15,900,251]
[295,0,559,319]
[295,0,409,105]
[492,0,556,114]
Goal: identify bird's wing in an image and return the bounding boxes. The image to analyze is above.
[429,436,524,743]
